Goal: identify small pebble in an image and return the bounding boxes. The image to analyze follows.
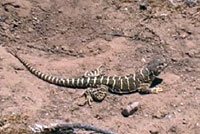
[165,114,173,119]
[177,109,182,113]
[124,7,128,11]
[121,102,139,117]
[160,13,168,17]
[196,87,200,90]
[182,119,187,124]
[141,58,146,62]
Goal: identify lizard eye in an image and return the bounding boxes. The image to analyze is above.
[157,63,167,70]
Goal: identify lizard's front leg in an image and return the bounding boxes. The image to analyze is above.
[138,83,163,94]
[83,85,109,106]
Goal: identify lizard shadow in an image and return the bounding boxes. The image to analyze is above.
[150,77,163,88]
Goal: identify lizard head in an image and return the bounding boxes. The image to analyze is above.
[146,56,168,76]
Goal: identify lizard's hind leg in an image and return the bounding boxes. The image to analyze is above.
[84,65,105,77]
[83,85,109,106]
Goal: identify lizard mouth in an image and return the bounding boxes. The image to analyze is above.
[155,63,168,75]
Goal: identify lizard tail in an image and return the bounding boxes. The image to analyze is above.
[6,47,18,57]
[9,51,71,87]
[8,50,91,88]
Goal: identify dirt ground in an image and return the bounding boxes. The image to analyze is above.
[0,0,200,134]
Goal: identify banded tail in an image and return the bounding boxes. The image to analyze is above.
[8,51,89,88]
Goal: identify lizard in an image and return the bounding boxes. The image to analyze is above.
[8,50,168,105]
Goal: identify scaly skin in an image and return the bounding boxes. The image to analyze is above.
[9,51,168,105]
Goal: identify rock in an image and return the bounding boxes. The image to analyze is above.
[121,102,139,117]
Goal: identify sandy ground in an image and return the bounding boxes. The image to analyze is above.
[0,0,200,134]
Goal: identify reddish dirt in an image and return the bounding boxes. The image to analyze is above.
[0,0,200,134]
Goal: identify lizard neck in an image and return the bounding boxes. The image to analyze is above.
[135,67,154,83]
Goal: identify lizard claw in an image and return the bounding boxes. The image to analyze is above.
[76,91,91,106]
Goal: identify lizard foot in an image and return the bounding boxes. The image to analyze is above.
[149,87,163,94]
[77,90,93,106]
[84,90,94,106]
[138,83,163,94]
[84,65,105,77]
